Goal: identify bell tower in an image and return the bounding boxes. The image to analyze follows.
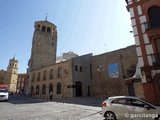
[6,56,18,93]
[29,19,57,70]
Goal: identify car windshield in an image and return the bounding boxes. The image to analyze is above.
[0,88,8,93]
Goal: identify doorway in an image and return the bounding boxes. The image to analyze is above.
[75,81,82,97]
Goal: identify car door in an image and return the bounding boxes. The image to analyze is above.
[111,98,131,120]
[129,98,157,120]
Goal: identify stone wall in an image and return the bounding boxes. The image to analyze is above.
[91,45,137,97]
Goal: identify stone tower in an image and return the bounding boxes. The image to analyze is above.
[29,19,57,70]
[6,56,18,93]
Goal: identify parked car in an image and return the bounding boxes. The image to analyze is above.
[0,84,9,102]
[102,96,160,120]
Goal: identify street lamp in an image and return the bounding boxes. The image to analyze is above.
[97,65,102,104]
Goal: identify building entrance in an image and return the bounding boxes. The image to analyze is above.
[75,81,82,97]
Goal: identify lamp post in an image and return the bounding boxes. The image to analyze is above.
[97,65,102,104]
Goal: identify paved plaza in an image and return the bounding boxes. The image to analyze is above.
[0,94,104,120]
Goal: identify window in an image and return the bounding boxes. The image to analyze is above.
[18,83,20,88]
[21,83,24,88]
[50,69,54,79]
[36,85,39,95]
[148,6,160,28]
[42,26,46,32]
[129,99,145,107]
[47,27,51,33]
[80,66,82,72]
[90,64,92,78]
[75,65,78,71]
[43,71,46,80]
[42,84,46,94]
[37,72,40,81]
[49,83,53,94]
[57,82,61,94]
[112,98,128,105]
[31,86,34,93]
[154,38,160,58]
[58,67,62,78]
[159,78,160,90]
[32,74,35,82]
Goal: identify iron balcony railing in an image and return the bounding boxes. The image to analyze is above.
[144,19,160,31]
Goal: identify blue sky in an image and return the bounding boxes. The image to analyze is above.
[0,0,134,73]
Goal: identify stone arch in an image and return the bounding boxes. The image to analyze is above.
[47,27,51,33]
[42,84,46,95]
[30,86,34,97]
[58,67,62,78]
[148,6,160,28]
[42,26,46,32]
[36,85,39,95]
[49,83,53,94]
[57,82,61,94]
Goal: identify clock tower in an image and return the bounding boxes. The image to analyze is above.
[29,19,57,70]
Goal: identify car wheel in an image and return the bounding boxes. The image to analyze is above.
[105,111,116,120]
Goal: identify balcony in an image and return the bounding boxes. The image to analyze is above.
[151,53,160,69]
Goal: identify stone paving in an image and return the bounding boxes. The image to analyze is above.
[0,94,104,120]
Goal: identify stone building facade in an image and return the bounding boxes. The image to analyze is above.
[91,45,137,98]
[56,51,78,63]
[0,56,18,93]
[27,19,138,99]
[28,54,92,98]
[17,74,27,93]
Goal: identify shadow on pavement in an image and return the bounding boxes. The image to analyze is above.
[5,94,104,107]
[5,94,46,104]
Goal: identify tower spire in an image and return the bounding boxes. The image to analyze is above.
[45,13,47,21]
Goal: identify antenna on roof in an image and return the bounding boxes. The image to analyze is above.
[45,13,47,21]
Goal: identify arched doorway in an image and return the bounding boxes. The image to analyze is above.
[49,83,53,94]
[57,82,61,94]
[36,85,39,95]
[42,84,46,95]
[31,86,34,97]
[75,81,82,97]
